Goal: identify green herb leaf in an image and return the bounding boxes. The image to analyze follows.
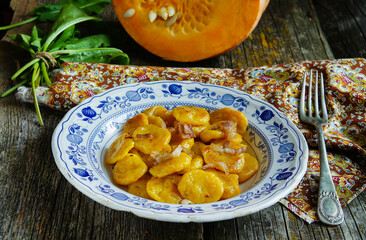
[43,4,101,51]
[63,34,111,49]
[49,25,75,51]
[3,1,130,126]
[56,48,129,64]
[9,33,35,54]
[31,0,111,22]
[30,26,42,50]
[75,0,111,15]
[50,3,94,32]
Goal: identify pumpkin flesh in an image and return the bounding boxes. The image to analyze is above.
[113,0,269,62]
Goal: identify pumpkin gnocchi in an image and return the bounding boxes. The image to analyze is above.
[146,175,183,204]
[105,105,259,204]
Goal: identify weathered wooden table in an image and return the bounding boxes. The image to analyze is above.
[1,0,366,239]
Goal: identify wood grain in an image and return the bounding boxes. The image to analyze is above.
[314,0,366,59]
[1,0,366,239]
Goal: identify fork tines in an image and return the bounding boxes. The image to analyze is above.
[299,69,328,124]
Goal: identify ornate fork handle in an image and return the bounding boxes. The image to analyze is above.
[316,123,344,225]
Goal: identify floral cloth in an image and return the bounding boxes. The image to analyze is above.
[16,58,366,224]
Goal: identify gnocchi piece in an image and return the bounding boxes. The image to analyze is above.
[129,148,155,168]
[172,106,210,125]
[207,169,240,199]
[149,152,192,178]
[146,175,183,204]
[200,129,226,143]
[190,141,206,156]
[191,124,209,137]
[132,124,171,154]
[170,134,194,150]
[122,113,149,136]
[112,153,148,185]
[143,105,175,126]
[128,173,152,199]
[178,169,224,204]
[105,133,134,165]
[147,115,167,128]
[179,155,204,174]
[210,107,248,135]
[212,133,244,146]
[237,153,260,183]
[202,144,245,173]
[200,121,238,143]
[231,133,244,144]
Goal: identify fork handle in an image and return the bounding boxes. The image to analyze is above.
[316,124,344,225]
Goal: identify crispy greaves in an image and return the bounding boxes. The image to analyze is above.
[105,105,259,204]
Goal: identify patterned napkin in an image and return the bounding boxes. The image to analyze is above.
[16,58,366,223]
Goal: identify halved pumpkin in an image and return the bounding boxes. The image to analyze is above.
[113,0,269,62]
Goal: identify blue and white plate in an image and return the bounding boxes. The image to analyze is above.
[52,81,308,222]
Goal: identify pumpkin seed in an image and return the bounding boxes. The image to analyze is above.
[158,7,168,20]
[123,8,135,18]
[149,10,157,22]
[166,15,177,27]
[166,12,182,27]
[167,6,175,17]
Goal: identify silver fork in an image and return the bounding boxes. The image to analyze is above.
[299,70,344,225]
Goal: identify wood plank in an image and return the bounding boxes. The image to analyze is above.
[313,0,366,59]
[238,211,266,240]
[344,195,366,239]
[355,191,366,239]
[203,220,238,240]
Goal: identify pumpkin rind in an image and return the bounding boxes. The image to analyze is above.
[113,0,269,62]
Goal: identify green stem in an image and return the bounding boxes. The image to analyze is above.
[0,16,38,31]
[40,62,52,87]
[33,62,41,88]
[42,16,100,51]
[11,58,40,80]
[0,79,28,97]
[51,47,121,54]
[31,66,44,126]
